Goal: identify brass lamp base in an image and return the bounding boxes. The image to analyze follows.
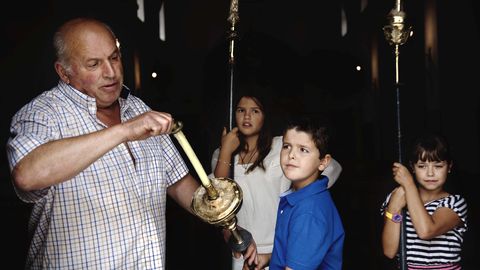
[170,121,252,253]
[191,177,252,252]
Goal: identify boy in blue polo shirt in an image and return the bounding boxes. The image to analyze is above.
[269,117,345,270]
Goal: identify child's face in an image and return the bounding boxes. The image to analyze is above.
[235,97,264,137]
[280,129,330,190]
[413,159,450,191]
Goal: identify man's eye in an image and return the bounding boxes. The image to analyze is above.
[87,61,98,68]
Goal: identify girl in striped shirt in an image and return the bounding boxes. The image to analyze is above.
[381,134,468,270]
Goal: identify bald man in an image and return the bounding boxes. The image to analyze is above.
[6,17,257,269]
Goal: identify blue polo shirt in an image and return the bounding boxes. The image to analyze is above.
[269,177,345,270]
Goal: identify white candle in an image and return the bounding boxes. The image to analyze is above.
[173,131,212,187]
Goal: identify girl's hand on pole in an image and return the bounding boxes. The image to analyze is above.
[221,126,240,154]
[392,162,414,187]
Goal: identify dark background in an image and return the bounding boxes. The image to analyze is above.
[1,0,479,269]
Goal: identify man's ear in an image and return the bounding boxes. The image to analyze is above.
[55,62,70,84]
[318,154,332,171]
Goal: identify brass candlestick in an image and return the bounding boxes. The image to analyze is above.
[171,121,252,252]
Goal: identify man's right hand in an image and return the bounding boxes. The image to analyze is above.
[122,111,173,141]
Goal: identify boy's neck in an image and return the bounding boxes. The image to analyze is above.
[292,176,319,191]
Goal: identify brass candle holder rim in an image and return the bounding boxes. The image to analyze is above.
[191,177,243,225]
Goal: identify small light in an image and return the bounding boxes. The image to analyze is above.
[151,72,157,78]
[116,39,121,49]
[356,65,362,71]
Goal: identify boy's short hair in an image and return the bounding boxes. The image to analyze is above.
[283,115,330,159]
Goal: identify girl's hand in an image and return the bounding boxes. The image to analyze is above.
[392,162,415,187]
[220,127,240,154]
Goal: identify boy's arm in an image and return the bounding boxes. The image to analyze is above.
[321,157,342,188]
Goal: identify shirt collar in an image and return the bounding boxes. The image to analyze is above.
[283,176,329,205]
[57,80,131,116]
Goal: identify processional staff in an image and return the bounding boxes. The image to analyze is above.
[382,0,413,269]
[227,0,239,131]
[226,0,239,180]
[223,1,257,261]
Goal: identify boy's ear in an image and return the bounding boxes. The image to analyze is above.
[318,154,332,171]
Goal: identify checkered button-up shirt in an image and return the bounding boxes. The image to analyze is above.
[7,81,189,269]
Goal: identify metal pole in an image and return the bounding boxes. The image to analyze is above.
[394,45,403,164]
[383,1,412,269]
[227,0,239,131]
[226,0,239,191]
[226,5,255,269]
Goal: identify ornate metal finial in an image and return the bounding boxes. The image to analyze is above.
[383,0,412,46]
[227,0,239,64]
[227,0,239,26]
[383,0,412,84]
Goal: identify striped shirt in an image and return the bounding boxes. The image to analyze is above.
[7,81,189,269]
[381,193,468,269]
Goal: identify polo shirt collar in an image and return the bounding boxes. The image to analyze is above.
[284,176,329,205]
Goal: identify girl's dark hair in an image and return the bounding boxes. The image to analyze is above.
[283,115,330,159]
[409,133,452,166]
[233,91,273,173]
